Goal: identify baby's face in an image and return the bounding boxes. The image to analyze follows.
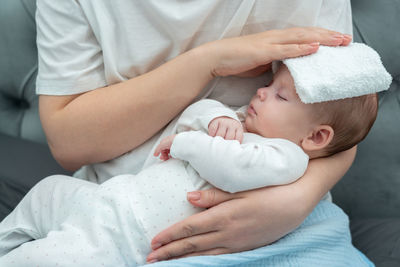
[245,65,315,145]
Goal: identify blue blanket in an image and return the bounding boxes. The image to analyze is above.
[150,201,374,267]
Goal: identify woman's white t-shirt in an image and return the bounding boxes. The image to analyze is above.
[36,0,352,182]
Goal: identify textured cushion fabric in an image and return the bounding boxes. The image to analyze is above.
[331,0,400,219]
[350,0,400,78]
[0,0,45,143]
[351,219,400,267]
[0,133,71,221]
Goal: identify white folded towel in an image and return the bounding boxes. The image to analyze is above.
[282,43,392,103]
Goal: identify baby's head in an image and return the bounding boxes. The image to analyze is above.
[245,65,378,158]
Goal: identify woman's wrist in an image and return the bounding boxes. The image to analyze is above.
[191,41,222,79]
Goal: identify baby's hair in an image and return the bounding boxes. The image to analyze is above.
[309,93,378,157]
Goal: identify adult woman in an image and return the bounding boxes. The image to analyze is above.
[36,0,355,263]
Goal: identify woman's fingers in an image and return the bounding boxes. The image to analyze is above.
[187,188,238,208]
[148,230,227,262]
[255,28,353,62]
[171,247,231,260]
[257,28,353,66]
[147,185,306,262]
[265,43,320,62]
[150,189,239,252]
[210,26,352,77]
[341,34,352,45]
[150,208,223,251]
[265,27,352,46]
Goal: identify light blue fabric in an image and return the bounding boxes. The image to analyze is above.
[150,201,374,267]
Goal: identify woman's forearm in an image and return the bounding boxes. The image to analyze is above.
[296,146,357,211]
[40,47,215,171]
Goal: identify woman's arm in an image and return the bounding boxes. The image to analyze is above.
[147,146,356,262]
[40,28,350,171]
[39,47,214,171]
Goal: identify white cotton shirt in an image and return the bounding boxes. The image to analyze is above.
[36,0,352,105]
[36,0,352,180]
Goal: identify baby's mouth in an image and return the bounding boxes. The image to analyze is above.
[248,104,257,115]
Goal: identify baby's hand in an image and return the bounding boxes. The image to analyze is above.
[154,134,177,161]
[208,116,243,143]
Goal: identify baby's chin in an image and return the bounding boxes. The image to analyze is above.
[243,117,255,134]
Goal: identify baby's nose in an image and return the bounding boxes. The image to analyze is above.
[257,87,268,101]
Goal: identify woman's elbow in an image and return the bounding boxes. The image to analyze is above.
[39,94,86,171]
[48,143,85,172]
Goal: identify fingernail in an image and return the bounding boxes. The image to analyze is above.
[148,258,158,263]
[151,242,162,250]
[332,34,344,39]
[309,42,319,47]
[344,34,352,39]
[187,191,201,201]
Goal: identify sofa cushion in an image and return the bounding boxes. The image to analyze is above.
[350,0,400,78]
[0,0,45,143]
[351,218,400,267]
[0,133,71,221]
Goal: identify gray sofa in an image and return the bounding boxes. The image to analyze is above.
[0,0,399,266]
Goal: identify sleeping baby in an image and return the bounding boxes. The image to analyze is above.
[0,62,379,266]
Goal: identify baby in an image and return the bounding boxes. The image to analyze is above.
[0,65,378,266]
[157,64,377,164]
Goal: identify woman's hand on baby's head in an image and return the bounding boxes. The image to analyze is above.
[207,27,351,78]
[154,134,177,161]
[208,117,243,143]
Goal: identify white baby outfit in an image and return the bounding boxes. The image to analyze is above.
[0,99,308,266]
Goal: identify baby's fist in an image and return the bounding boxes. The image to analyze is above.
[154,134,177,161]
[208,116,243,143]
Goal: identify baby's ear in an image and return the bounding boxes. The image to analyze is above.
[301,125,334,152]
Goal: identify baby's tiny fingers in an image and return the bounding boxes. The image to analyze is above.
[154,147,161,156]
[225,128,236,140]
[215,125,227,138]
[208,121,219,137]
[235,129,244,143]
[161,150,170,161]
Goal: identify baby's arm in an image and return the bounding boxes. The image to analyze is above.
[155,131,308,193]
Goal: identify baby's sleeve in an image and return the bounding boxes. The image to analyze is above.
[36,0,106,95]
[175,99,240,133]
[170,131,309,193]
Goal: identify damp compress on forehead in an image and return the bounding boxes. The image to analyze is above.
[282,43,391,104]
